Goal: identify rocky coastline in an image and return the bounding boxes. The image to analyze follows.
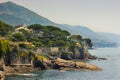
[0,45,104,79]
[0,58,102,77]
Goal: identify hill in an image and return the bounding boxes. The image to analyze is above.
[0,20,13,36]
[0,1,56,26]
[0,1,117,47]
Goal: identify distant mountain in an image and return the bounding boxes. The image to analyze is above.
[0,20,13,36]
[59,24,102,39]
[58,24,117,47]
[98,32,120,43]
[0,1,117,47]
[0,1,56,26]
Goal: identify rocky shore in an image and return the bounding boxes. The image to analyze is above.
[52,58,102,71]
[1,58,101,75]
[0,58,101,78]
[0,45,105,80]
[0,58,103,80]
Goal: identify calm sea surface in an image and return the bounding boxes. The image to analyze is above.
[5,47,120,80]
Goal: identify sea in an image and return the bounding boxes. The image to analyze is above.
[5,47,120,80]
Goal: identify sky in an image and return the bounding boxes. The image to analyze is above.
[0,0,120,34]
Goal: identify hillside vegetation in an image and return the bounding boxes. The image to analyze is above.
[0,20,93,65]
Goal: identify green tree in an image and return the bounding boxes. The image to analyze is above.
[56,40,66,46]
[12,33,26,41]
[62,30,71,36]
[18,29,31,38]
[69,35,82,42]
[28,24,43,33]
[83,38,93,47]
[33,42,44,47]
[69,43,76,53]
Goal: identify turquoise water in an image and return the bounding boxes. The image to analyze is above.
[5,47,120,80]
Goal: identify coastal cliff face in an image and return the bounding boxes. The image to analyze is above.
[0,44,97,74]
[0,40,100,79]
[60,46,96,60]
[3,45,93,65]
[1,38,96,66]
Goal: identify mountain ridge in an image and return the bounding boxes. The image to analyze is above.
[0,1,56,26]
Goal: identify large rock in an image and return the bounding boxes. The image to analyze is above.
[75,62,86,68]
[85,63,102,70]
[60,46,98,60]
[52,58,101,71]
[33,57,52,70]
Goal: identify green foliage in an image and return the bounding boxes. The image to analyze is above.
[18,29,31,38]
[69,43,76,53]
[62,52,73,54]
[28,36,39,42]
[83,38,93,47]
[33,42,44,47]
[10,43,19,53]
[62,30,71,36]
[0,20,13,36]
[5,35,13,41]
[0,39,10,58]
[28,24,43,32]
[28,51,35,61]
[19,51,28,57]
[56,40,65,46]
[12,33,26,41]
[69,35,82,42]
[35,54,48,61]
[19,42,33,49]
[27,24,71,47]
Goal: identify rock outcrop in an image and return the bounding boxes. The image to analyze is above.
[33,57,52,70]
[52,58,101,71]
[60,46,97,60]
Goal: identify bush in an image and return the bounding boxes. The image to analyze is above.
[0,39,10,58]
[83,38,93,47]
[19,42,33,49]
[12,33,26,41]
[33,42,44,47]
[29,51,35,61]
[19,51,28,57]
[69,43,76,53]
[35,54,48,61]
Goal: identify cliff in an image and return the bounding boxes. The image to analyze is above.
[0,38,98,76]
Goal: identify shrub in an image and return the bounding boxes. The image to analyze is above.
[35,54,48,61]
[12,33,26,41]
[0,39,11,58]
[19,42,33,49]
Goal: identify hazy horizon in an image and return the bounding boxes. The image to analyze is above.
[0,0,120,34]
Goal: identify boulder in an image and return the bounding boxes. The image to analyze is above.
[75,62,86,68]
[33,57,52,70]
